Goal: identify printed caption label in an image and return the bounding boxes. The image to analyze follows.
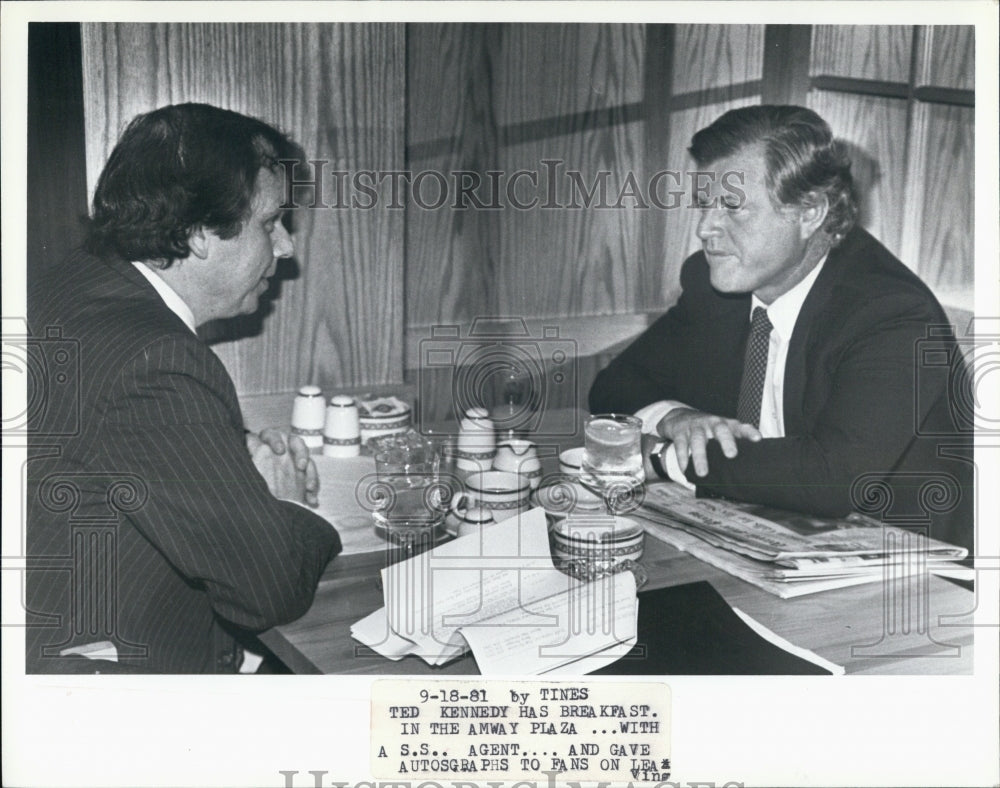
[371,680,671,782]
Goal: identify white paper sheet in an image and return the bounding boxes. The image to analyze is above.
[352,508,639,673]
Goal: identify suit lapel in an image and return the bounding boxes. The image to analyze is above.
[781,231,859,432]
[100,254,245,429]
[704,286,752,415]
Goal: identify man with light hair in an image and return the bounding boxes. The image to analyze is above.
[591,104,972,552]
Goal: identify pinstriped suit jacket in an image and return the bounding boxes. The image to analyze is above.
[26,250,342,673]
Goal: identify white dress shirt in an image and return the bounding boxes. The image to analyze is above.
[637,256,827,488]
[132,262,198,334]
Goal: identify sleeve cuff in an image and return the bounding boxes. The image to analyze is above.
[663,444,696,491]
[650,441,696,492]
[634,400,690,434]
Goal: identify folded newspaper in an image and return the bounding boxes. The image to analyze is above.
[351,508,638,673]
[635,483,967,598]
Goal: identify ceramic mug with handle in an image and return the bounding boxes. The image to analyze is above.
[451,470,530,522]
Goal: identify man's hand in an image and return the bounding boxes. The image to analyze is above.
[246,428,320,507]
[655,407,761,477]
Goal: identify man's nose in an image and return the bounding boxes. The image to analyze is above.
[272,222,294,259]
[696,205,723,240]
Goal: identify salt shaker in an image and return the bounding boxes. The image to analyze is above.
[322,395,361,457]
[456,407,496,473]
[290,385,325,450]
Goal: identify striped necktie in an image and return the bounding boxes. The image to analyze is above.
[736,306,773,428]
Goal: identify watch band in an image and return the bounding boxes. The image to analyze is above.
[649,441,671,479]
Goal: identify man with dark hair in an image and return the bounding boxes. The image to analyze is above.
[26,103,342,673]
[590,105,972,551]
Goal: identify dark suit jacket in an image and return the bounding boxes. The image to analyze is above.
[590,228,974,552]
[26,250,342,673]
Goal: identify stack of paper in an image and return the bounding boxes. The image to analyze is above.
[636,483,968,599]
[351,508,638,673]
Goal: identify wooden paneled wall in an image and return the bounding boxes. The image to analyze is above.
[808,24,975,312]
[81,23,406,395]
[406,25,647,327]
[495,25,645,319]
[405,24,499,330]
[405,24,650,420]
[75,23,975,411]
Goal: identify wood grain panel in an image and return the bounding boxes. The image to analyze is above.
[671,24,765,95]
[806,90,909,259]
[494,24,644,127]
[408,24,495,147]
[494,24,644,319]
[810,25,913,82]
[917,25,974,91]
[899,102,974,302]
[405,24,498,338]
[654,95,762,306]
[403,313,654,423]
[81,23,406,395]
[495,121,645,320]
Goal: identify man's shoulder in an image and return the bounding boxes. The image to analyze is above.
[825,227,947,318]
[30,249,192,346]
[28,249,213,394]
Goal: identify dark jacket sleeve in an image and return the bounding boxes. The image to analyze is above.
[687,289,951,519]
[100,337,341,632]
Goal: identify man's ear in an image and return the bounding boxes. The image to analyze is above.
[798,192,830,240]
[187,225,211,260]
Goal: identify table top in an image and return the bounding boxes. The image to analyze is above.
[259,531,974,676]
[241,393,976,676]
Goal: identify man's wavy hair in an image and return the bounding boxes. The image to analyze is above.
[86,103,303,267]
[689,105,859,245]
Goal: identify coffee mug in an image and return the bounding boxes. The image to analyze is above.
[451,470,530,522]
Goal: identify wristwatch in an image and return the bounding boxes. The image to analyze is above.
[648,441,672,479]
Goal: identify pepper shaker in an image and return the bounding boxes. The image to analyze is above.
[323,395,361,457]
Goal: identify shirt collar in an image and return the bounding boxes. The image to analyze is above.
[131,262,198,335]
[750,254,828,341]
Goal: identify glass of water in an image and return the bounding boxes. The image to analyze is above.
[371,440,447,554]
[581,414,645,497]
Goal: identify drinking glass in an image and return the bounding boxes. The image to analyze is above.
[371,440,446,554]
[581,413,645,495]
